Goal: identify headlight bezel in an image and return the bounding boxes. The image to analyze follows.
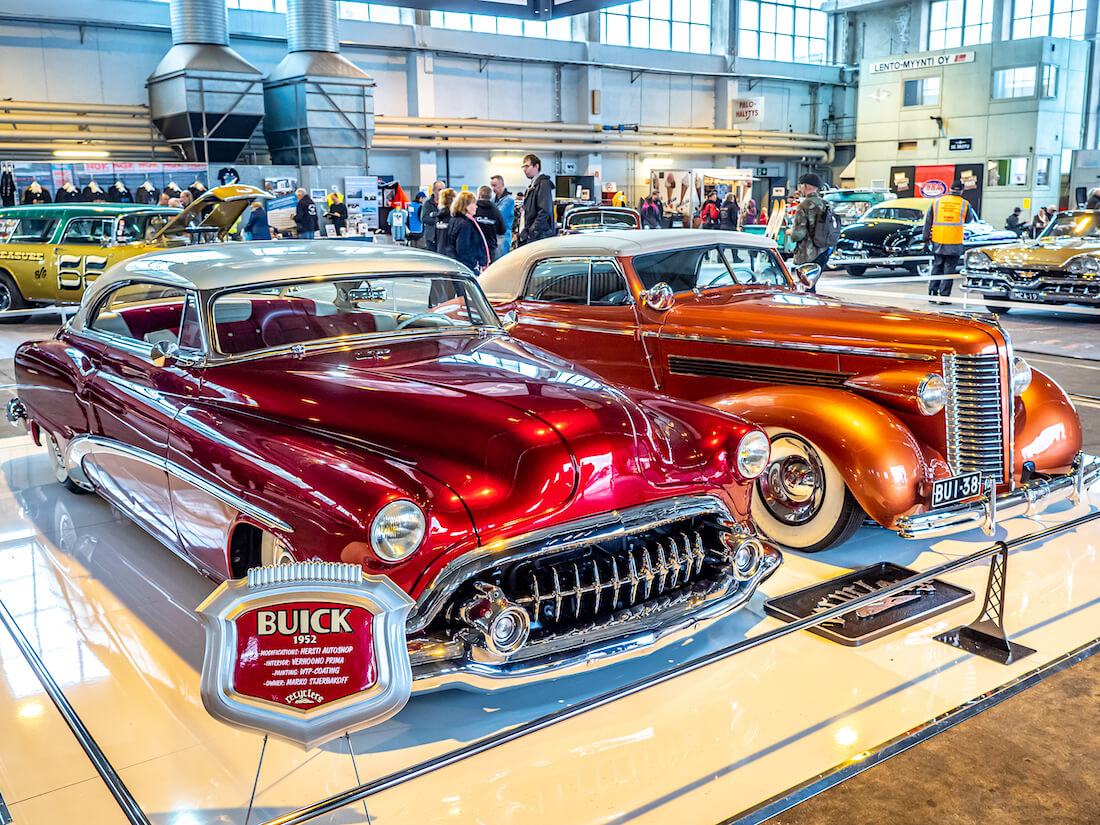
[916,373,948,416]
[735,430,771,479]
[1011,356,1032,395]
[369,499,427,563]
[1065,255,1100,276]
[964,249,992,271]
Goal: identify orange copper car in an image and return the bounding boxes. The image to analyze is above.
[480,229,1098,552]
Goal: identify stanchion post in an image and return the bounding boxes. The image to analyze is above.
[934,544,1036,664]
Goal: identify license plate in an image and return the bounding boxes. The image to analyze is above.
[1011,290,1044,302]
[931,472,983,508]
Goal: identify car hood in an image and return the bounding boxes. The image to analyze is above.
[204,335,730,539]
[659,289,1002,359]
[979,236,1100,269]
[151,183,270,242]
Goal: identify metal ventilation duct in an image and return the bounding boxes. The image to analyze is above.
[147,0,265,163]
[263,0,375,167]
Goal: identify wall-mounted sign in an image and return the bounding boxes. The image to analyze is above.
[733,97,765,126]
[197,562,413,749]
[949,137,973,151]
[869,51,975,74]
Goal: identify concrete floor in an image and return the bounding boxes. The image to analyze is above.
[764,650,1100,825]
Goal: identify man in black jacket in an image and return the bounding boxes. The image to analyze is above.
[518,154,555,246]
[475,186,507,261]
[295,189,319,239]
[419,180,443,250]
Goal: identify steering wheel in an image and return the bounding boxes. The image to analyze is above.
[395,311,461,330]
[700,272,734,289]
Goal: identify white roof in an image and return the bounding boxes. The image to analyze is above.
[71,241,474,329]
[479,228,777,301]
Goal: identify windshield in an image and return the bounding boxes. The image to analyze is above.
[863,205,925,222]
[210,274,500,356]
[1041,212,1100,239]
[632,245,789,292]
[566,210,639,229]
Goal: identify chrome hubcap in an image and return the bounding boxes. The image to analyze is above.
[48,437,69,485]
[757,434,826,525]
[0,284,10,312]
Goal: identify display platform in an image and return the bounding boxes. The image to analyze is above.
[0,432,1097,825]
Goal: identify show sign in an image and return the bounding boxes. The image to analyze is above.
[869,51,974,73]
[197,562,414,749]
[733,97,765,126]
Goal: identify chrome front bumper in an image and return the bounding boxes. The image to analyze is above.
[407,545,780,692]
[828,253,931,269]
[962,273,1100,305]
[895,453,1099,539]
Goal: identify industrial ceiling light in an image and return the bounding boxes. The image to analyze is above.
[490,155,523,165]
[53,149,110,159]
[642,157,673,166]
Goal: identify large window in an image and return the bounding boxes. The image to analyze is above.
[341,2,402,24]
[600,0,711,53]
[993,66,1037,98]
[1012,0,1088,38]
[738,0,828,64]
[928,0,993,49]
[903,76,941,106]
[429,10,575,39]
[986,157,1029,187]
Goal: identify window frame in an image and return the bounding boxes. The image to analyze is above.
[520,257,633,306]
[986,157,1030,187]
[902,75,942,108]
[84,280,193,359]
[60,216,118,247]
[992,65,1038,100]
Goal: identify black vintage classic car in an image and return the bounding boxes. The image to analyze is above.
[828,197,1017,277]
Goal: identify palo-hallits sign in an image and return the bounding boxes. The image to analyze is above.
[197,562,414,749]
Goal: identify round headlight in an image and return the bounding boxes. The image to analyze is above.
[732,538,763,581]
[1012,356,1032,395]
[917,373,948,416]
[369,499,426,562]
[964,249,991,270]
[736,430,771,479]
[1066,255,1100,275]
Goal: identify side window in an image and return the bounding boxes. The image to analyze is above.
[89,283,187,347]
[62,218,114,245]
[588,261,631,305]
[178,292,204,351]
[696,247,733,289]
[524,260,590,304]
[4,218,59,243]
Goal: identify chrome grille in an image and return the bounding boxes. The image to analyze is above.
[943,352,1006,482]
[458,517,732,640]
[668,355,852,388]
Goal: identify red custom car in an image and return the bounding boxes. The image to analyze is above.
[480,229,1098,552]
[8,240,779,691]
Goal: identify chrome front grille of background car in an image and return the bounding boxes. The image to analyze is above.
[454,515,733,641]
[668,355,852,389]
[942,352,1005,482]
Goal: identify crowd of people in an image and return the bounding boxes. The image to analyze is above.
[1005,204,1061,238]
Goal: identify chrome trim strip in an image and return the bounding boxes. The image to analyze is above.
[828,253,932,267]
[0,595,153,825]
[406,495,737,634]
[65,435,293,534]
[896,453,1100,538]
[646,330,938,362]
[512,315,638,336]
[258,510,1100,825]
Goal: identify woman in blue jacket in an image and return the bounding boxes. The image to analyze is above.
[243,202,271,240]
[450,191,489,271]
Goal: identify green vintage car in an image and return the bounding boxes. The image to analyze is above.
[0,184,266,317]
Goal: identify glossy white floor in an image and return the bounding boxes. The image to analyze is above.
[0,432,1097,825]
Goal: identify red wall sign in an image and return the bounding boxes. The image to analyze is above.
[198,563,414,749]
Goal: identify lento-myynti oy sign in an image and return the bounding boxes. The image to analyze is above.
[197,562,414,749]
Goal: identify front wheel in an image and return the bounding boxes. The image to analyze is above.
[0,271,27,324]
[906,261,932,278]
[751,429,864,553]
[47,434,89,494]
[845,265,867,277]
[985,295,1012,314]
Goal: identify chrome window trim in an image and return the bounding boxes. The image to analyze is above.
[66,434,293,534]
[406,494,739,634]
[519,255,630,305]
[646,330,939,361]
[512,316,638,337]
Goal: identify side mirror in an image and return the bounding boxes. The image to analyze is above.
[640,282,675,311]
[150,339,181,368]
[792,263,823,292]
[501,309,518,329]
